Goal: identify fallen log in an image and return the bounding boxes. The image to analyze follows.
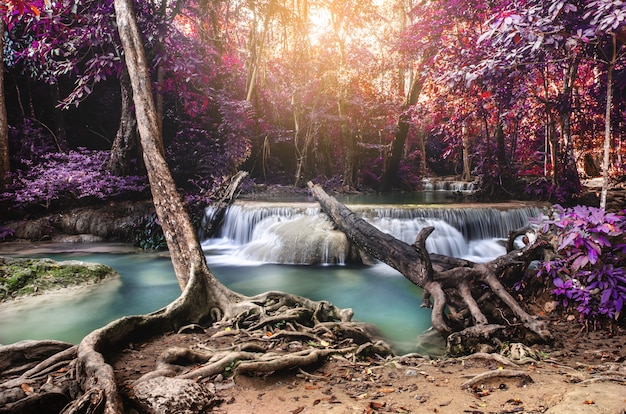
[201,170,249,238]
[307,181,553,355]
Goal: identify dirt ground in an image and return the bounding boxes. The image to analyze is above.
[110,316,626,414]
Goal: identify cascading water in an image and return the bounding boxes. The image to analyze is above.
[421,178,477,192]
[0,199,545,355]
[202,202,544,265]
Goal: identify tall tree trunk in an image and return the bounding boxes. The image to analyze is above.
[379,67,426,192]
[461,123,471,181]
[549,117,559,185]
[293,97,314,187]
[338,94,356,189]
[114,0,236,301]
[0,19,9,190]
[49,84,67,148]
[108,68,139,176]
[600,35,616,210]
[560,58,579,175]
[155,0,166,141]
[418,126,428,178]
[293,92,303,186]
[495,122,508,177]
[246,1,273,103]
[11,73,26,119]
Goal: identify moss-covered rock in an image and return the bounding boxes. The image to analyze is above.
[0,257,119,302]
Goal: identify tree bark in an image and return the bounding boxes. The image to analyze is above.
[0,19,9,190]
[308,181,553,353]
[601,35,616,210]
[461,123,471,181]
[379,74,424,192]
[560,58,579,176]
[107,67,139,176]
[115,0,227,295]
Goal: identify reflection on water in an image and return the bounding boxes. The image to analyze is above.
[0,250,438,354]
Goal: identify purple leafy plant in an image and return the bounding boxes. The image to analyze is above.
[2,120,147,213]
[537,205,626,322]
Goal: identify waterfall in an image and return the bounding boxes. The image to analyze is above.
[421,178,476,192]
[202,201,544,265]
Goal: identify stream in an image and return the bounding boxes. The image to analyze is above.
[0,192,545,354]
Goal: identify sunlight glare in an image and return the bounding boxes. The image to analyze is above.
[308,7,331,46]
[173,14,195,37]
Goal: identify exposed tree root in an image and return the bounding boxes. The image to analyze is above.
[461,369,534,389]
[461,352,520,367]
[0,276,391,414]
[130,290,391,389]
[0,341,78,414]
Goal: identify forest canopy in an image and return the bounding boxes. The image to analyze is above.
[0,0,625,212]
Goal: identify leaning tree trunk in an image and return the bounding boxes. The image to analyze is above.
[379,43,438,193]
[600,35,617,210]
[114,0,238,298]
[59,2,246,412]
[308,182,553,355]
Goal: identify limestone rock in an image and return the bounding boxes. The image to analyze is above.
[132,377,219,414]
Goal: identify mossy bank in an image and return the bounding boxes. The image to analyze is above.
[0,257,119,302]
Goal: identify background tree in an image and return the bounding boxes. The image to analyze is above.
[2,0,624,206]
[0,17,8,190]
[1,0,43,190]
[582,1,626,208]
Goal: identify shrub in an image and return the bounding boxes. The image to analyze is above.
[2,148,147,212]
[525,169,582,205]
[1,120,148,214]
[537,205,626,323]
[0,227,14,241]
[133,212,167,250]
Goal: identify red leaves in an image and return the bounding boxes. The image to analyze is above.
[3,0,40,16]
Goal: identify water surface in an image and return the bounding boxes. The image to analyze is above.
[0,198,539,355]
[0,249,438,353]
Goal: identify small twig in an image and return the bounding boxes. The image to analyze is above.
[297,367,328,381]
[579,376,626,385]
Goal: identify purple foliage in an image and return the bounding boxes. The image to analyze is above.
[537,205,626,322]
[525,168,583,205]
[0,226,15,240]
[6,0,124,108]
[2,120,147,211]
[1,149,147,209]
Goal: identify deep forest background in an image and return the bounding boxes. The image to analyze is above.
[0,0,625,219]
